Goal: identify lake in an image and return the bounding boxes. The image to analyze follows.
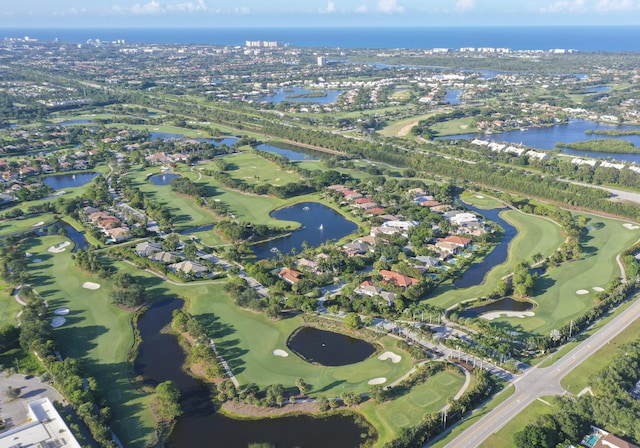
[445,89,463,105]
[257,142,322,161]
[150,132,238,147]
[148,173,181,185]
[458,297,534,319]
[439,119,640,163]
[287,327,376,366]
[134,298,373,448]
[453,204,517,289]
[43,172,100,189]
[252,202,358,259]
[256,87,343,105]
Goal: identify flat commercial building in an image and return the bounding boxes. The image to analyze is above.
[0,397,81,448]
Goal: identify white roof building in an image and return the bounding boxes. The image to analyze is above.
[0,397,82,448]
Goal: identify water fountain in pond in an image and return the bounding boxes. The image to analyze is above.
[319,224,324,231]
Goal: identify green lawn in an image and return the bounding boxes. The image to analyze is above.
[206,151,302,188]
[460,192,504,209]
[429,209,565,310]
[490,214,640,336]
[360,370,465,447]
[560,304,640,394]
[16,236,156,448]
[189,291,412,396]
[479,396,558,448]
[377,113,438,138]
[0,213,56,237]
[430,117,478,136]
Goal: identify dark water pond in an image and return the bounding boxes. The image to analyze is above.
[38,220,89,252]
[458,297,534,319]
[256,87,343,104]
[445,89,463,105]
[57,119,95,126]
[148,173,181,185]
[252,202,358,259]
[453,204,517,289]
[43,172,99,189]
[438,119,640,163]
[257,142,322,161]
[134,299,373,448]
[585,86,611,93]
[287,327,376,366]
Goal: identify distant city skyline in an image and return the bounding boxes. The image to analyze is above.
[3,0,640,28]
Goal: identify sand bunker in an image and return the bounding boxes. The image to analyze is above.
[272,349,289,357]
[32,221,45,227]
[476,195,485,199]
[576,289,589,295]
[51,317,66,328]
[378,351,402,364]
[54,308,70,316]
[47,241,71,253]
[368,377,387,385]
[623,223,640,230]
[482,311,535,321]
[82,282,101,290]
[32,258,42,263]
[593,287,605,292]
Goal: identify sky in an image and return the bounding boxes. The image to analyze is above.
[2,0,640,28]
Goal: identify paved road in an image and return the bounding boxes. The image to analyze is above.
[443,294,640,448]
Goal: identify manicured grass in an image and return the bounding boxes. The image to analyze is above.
[378,113,438,138]
[359,369,465,446]
[430,383,514,448]
[490,214,640,336]
[430,117,478,136]
[429,210,564,309]
[21,236,156,448]
[560,301,640,393]
[0,214,56,237]
[125,165,219,230]
[206,151,302,188]
[189,292,412,396]
[460,192,504,209]
[0,285,22,327]
[479,396,558,448]
[0,348,45,375]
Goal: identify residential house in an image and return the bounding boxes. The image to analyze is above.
[343,241,372,256]
[170,260,208,277]
[435,241,461,254]
[296,258,320,274]
[278,267,303,284]
[442,235,472,248]
[105,226,130,243]
[414,255,440,267]
[150,251,182,264]
[379,270,419,288]
[135,241,163,257]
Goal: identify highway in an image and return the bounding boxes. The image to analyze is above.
[442,294,640,448]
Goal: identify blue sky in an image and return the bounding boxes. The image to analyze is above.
[3,0,640,27]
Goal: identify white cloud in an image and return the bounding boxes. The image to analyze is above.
[131,1,164,14]
[319,1,336,13]
[355,4,368,13]
[234,6,251,14]
[454,0,475,12]
[167,0,208,12]
[595,0,637,11]
[377,0,404,13]
[539,0,586,13]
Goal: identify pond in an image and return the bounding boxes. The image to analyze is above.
[43,172,100,190]
[445,89,463,105]
[438,119,640,163]
[257,142,322,161]
[148,173,181,186]
[256,87,343,105]
[56,119,95,126]
[38,220,89,252]
[252,202,358,259]
[287,327,376,367]
[458,297,534,319]
[134,298,373,448]
[452,204,517,289]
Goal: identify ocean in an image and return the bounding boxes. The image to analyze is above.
[4,26,640,52]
